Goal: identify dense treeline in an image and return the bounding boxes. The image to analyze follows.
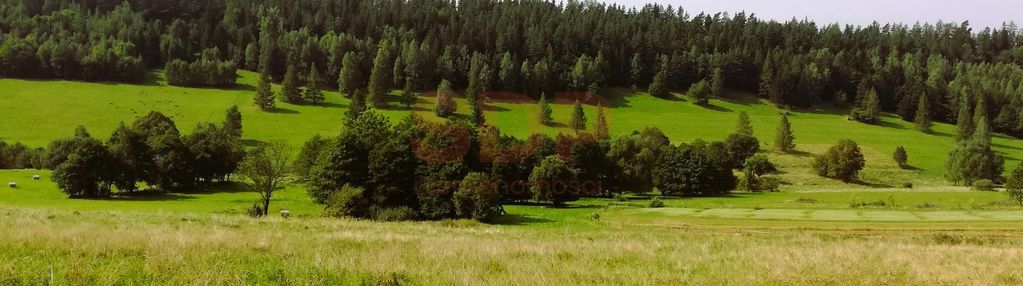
[3,0,1023,129]
[0,108,245,197]
[298,108,765,221]
[164,48,237,87]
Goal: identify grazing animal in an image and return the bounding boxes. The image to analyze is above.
[32,175,40,180]
[280,209,290,218]
[8,182,16,188]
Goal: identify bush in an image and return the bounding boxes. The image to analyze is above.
[374,206,418,221]
[725,133,759,168]
[247,203,264,218]
[613,193,629,201]
[1007,163,1023,206]
[454,172,504,222]
[649,197,665,208]
[971,179,995,191]
[530,156,580,206]
[325,185,369,218]
[652,143,736,196]
[893,146,909,168]
[813,140,865,182]
[743,154,775,176]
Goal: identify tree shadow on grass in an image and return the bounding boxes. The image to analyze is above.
[182,181,254,194]
[489,213,554,226]
[848,178,893,188]
[240,139,264,148]
[696,103,732,112]
[100,191,196,202]
[268,107,300,114]
[482,103,511,112]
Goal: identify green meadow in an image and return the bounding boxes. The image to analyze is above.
[3,71,1023,284]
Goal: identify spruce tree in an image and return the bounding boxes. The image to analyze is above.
[537,92,553,125]
[775,114,795,153]
[736,111,753,136]
[224,105,243,138]
[280,62,300,103]
[594,103,609,139]
[337,52,360,97]
[471,95,485,127]
[648,70,669,98]
[893,146,908,168]
[401,77,416,110]
[955,97,974,141]
[914,94,931,132]
[367,41,390,108]
[466,53,483,108]
[303,63,324,104]
[758,53,774,99]
[346,89,366,121]
[711,67,724,98]
[254,68,275,111]
[570,100,586,131]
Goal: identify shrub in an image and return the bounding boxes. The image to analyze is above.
[325,185,369,218]
[725,133,760,168]
[454,172,504,222]
[247,202,263,218]
[743,154,775,176]
[374,206,418,221]
[893,146,908,169]
[652,143,736,196]
[1007,163,1023,206]
[813,140,865,182]
[613,193,629,202]
[649,197,665,208]
[971,179,995,191]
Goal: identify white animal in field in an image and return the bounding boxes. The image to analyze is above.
[7,182,15,188]
[280,209,290,218]
[32,175,40,180]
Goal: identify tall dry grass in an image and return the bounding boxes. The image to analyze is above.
[0,207,1021,285]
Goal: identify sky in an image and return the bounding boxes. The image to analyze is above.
[600,0,1023,29]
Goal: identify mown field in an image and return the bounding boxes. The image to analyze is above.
[3,71,1023,284]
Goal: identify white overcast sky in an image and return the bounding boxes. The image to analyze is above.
[599,0,1023,29]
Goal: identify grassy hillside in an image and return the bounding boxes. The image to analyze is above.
[3,70,1022,183]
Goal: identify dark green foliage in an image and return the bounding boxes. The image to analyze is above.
[454,172,504,222]
[735,111,753,137]
[537,93,553,125]
[945,121,1004,185]
[1006,163,1023,206]
[52,136,113,198]
[648,67,669,98]
[346,89,367,121]
[568,137,612,197]
[223,105,243,138]
[688,80,711,105]
[280,62,301,103]
[914,95,932,132]
[775,114,796,152]
[530,156,579,206]
[367,40,391,108]
[0,140,44,170]
[337,52,361,97]
[955,97,974,141]
[293,135,327,179]
[711,67,724,98]
[302,63,325,104]
[367,140,418,208]
[649,197,665,208]
[307,135,370,204]
[570,100,586,131]
[743,154,775,177]
[850,88,881,124]
[184,123,244,185]
[813,140,866,182]
[971,179,995,191]
[401,78,417,110]
[606,128,670,194]
[893,146,909,169]
[652,142,736,196]
[724,133,760,169]
[254,68,276,111]
[164,51,236,87]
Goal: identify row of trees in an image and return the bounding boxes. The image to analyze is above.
[42,108,244,197]
[164,48,237,87]
[297,107,790,221]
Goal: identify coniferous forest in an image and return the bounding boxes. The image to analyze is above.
[2,0,1023,133]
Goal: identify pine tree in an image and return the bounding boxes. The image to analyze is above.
[851,88,880,124]
[775,114,795,153]
[758,54,774,99]
[648,69,669,98]
[629,53,642,88]
[570,100,586,131]
[736,111,753,136]
[224,105,243,138]
[401,77,416,110]
[466,53,483,109]
[337,52,360,97]
[471,94,485,127]
[688,80,711,105]
[303,63,324,104]
[254,68,275,111]
[594,103,609,139]
[537,92,553,125]
[280,62,300,103]
[893,146,908,168]
[346,89,366,121]
[434,79,456,118]
[914,94,931,132]
[955,97,974,141]
[711,67,724,98]
[367,41,391,108]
